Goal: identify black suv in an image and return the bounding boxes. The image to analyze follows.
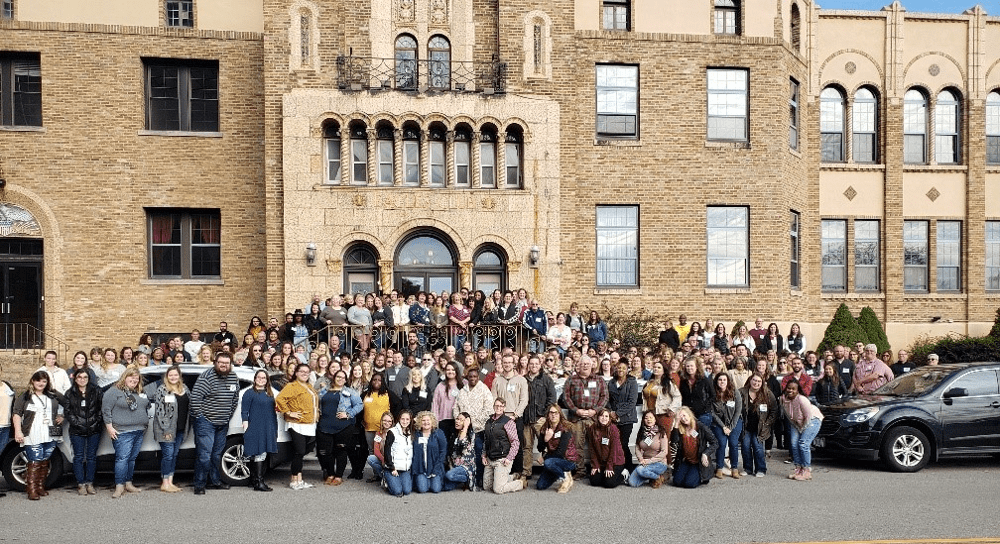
[816,362,1000,472]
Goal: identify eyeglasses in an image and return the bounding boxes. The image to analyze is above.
[548,411,560,415]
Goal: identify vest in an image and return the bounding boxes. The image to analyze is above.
[484,414,512,461]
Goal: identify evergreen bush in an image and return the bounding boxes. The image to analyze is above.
[817,303,868,353]
[857,306,890,353]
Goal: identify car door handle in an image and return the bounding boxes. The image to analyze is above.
[991,402,1000,408]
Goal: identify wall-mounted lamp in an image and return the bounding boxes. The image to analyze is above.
[305,242,317,267]
[529,245,540,266]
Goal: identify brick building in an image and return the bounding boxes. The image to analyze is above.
[0,0,998,351]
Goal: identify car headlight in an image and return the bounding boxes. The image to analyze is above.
[843,406,879,424]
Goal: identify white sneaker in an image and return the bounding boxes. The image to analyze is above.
[300,481,315,489]
[621,469,630,480]
[755,472,765,478]
[740,471,748,477]
[290,481,301,490]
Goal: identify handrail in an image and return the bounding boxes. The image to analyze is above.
[300,323,546,358]
[336,55,508,95]
[0,322,70,360]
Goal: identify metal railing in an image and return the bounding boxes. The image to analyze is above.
[305,323,545,356]
[336,55,508,95]
[0,322,70,359]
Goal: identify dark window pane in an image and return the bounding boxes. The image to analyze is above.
[148,65,180,131]
[821,134,843,162]
[12,59,42,127]
[988,136,1000,165]
[191,246,221,276]
[189,66,219,132]
[152,246,182,276]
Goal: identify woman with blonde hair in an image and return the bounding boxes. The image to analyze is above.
[102,366,150,498]
[197,344,214,366]
[669,406,718,489]
[411,410,448,493]
[401,365,431,414]
[146,365,189,493]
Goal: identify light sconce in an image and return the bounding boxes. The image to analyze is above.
[305,242,317,267]
[529,245,540,266]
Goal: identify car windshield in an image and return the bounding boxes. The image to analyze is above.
[874,368,950,396]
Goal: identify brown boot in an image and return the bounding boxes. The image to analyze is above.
[651,474,664,489]
[25,462,40,500]
[36,460,50,497]
[714,469,725,479]
[731,468,741,479]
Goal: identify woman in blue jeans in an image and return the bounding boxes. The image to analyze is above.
[12,371,64,500]
[669,407,718,489]
[411,410,447,493]
[739,373,776,477]
[710,372,743,479]
[443,412,477,491]
[535,404,577,493]
[382,410,414,496]
[146,365,189,493]
[102,367,151,498]
[781,379,824,481]
[628,411,670,488]
[64,369,103,495]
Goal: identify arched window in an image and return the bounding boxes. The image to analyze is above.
[473,245,507,293]
[454,124,472,186]
[505,125,523,188]
[394,232,457,298]
[987,91,1000,164]
[402,122,421,185]
[714,0,739,35]
[935,90,960,164]
[395,34,417,90]
[852,87,878,163]
[428,35,451,90]
[428,123,446,186]
[820,87,845,162]
[323,120,341,184]
[376,122,395,186]
[344,243,379,295]
[903,88,928,164]
[480,125,497,188]
[349,120,368,185]
[790,3,801,52]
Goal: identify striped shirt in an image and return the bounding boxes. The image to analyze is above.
[190,368,240,426]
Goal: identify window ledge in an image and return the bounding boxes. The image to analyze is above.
[595,139,641,147]
[137,130,223,138]
[902,165,968,173]
[705,287,751,294]
[312,184,525,192]
[705,140,751,150]
[821,292,885,300]
[0,125,45,133]
[902,293,966,302]
[820,163,885,172]
[986,167,1000,174]
[790,289,803,296]
[594,288,641,295]
[788,148,802,159]
[140,278,225,286]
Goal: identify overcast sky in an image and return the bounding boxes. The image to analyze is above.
[818,0,993,13]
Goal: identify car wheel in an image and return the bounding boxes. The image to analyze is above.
[0,447,63,491]
[219,436,251,486]
[880,426,930,472]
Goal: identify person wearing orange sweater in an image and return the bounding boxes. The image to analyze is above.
[276,363,320,490]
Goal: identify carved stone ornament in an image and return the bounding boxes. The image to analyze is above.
[845,61,856,74]
[430,0,447,25]
[926,187,940,202]
[843,186,858,201]
[0,203,41,237]
[397,0,414,23]
[481,197,496,210]
[352,194,368,207]
[928,64,940,77]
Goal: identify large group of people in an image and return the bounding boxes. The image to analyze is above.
[0,288,932,500]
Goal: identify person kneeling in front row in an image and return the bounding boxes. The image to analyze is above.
[481,397,525,494]
[669,406,719,489]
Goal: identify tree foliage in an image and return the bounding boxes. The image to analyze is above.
[857,306,890,353]
[817,303,869,353]
[598,303,665,349]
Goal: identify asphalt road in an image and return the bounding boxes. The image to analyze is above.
[3,450,998,543]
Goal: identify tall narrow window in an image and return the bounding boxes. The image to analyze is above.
[505,126,523,188]
[903,220,928,291]
[789,79,799,151]
[821,219,846,292]
[402,124,420,185]
[853,88,878,164]
[166,1,194,27]
[707,68,748,142]
[714,0,739,35]
[454,126,471,186]
[820,87,844,162]
[596,206,639,287]
[533,23,543,74]
[147,209,221,279]
[395,34,418,90]
[349,121,368,185]
[790,211,800,289]
[300,13,311,67]
[603,0,629,31]
[935,90,960,164]
[480,127,497,188]
[790,3,801,52]
[706,206,749,287]
[428,125,446,187]
[903,89,928,164]
[376,124,394,186]
[988,92,1000,165]
[428,35,450,90]
[936,220,961,291]
[324,121,341,184]
[0,53,42,127]
[855,220,880,292]
[596,64,638,139]
[3,0,13,19]
[986,222,1000,290]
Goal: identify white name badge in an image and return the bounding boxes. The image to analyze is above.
[507,384,516,393]
[364,397,373,403]
[26,404,38,412]
[726,401,735,408]
[165,394,176,403]
[690,430,698,438]
[450,389,458,398]
[388,375,397,382]
[419,391,428,398]
[374,435,382,443]
[139,393,147,399]
[229,384,237,392]
[80,400,86,408]
[643,436,653,446]
[588,381,597,388]
[759,405,768,412]
[583,390,590,397]
[842,368,850,373]
[601,437,609,445]
[418,437,427,444]
[903,368,912,373]
[553,431,562,438]
[535,317,542,322]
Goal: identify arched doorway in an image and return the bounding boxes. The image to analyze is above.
[343,243,379,295]
[394,232,457,298]
[0,203,44,348]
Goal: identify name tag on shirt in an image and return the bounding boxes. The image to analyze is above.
[139,393,147,399]
[364,397,373,403]
[588,381,597,388]
[583,390,590,397]
[229,384,237,392]
[419,391,428,399]
[388,375,397,382]
[165,394,176,403]
[601,437,609,445]
[553,431,562,438]
[842,368,850,373]
[726,401,735,408]
[903,368,912,373]
[643,436,653,446]
[506,384,516,393]
[690,430,698,438]
[759,405,768,412]
[418,437,427,444]
[450,389,458,398]
[26,404,38,412]
[374,435,382,443]
[80,400,86,408]
[535,317,542,322]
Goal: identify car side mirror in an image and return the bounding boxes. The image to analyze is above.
[943,387,968,399]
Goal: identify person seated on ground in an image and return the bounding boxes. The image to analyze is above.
[628,410,670,489]
[669,406,718,489]
[586,407,626,489]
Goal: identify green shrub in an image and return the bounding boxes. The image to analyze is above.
[989,307,1000,339]
[907,333,1000,365]
[817,303,868,353]
[598,303,665,350]
[857,306,890,353]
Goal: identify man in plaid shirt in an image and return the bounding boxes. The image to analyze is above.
[564,355,608,479]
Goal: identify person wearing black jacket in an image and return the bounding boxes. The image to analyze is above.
[521,355,557,479]
[658,320,680,351]
[400,370,432,414]
[759,323,784,356]
[607,361,639,470]
[813,362,849,405]
[669,406,720,488]
[63,370,103,496]
[678,358,714,428]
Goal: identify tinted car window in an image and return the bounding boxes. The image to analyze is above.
[877,368,951,396]
[947,370,1000,397]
